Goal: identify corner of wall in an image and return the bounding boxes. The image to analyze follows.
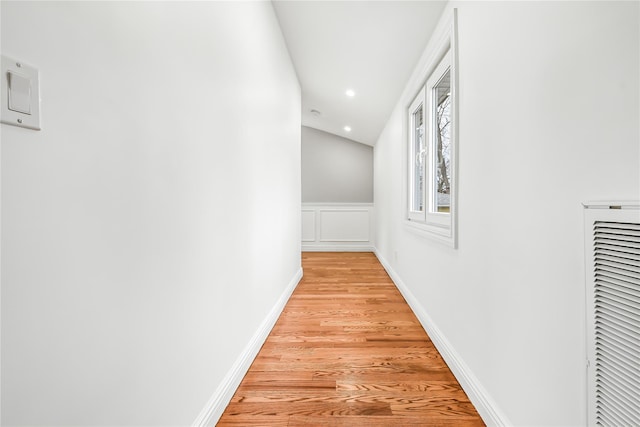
[373,248,512,427]
[192,267,303,426]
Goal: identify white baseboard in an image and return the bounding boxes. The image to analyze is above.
[374,249,511,427]
[192,267,303,427]
[302,245,374,252]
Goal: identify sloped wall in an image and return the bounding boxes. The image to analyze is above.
[302,126,373,203]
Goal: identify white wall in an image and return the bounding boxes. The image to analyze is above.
[1,2,300,425]
[302,126,373,203]
[374,1,639,426]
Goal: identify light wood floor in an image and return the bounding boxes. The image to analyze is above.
[218,252,484,426]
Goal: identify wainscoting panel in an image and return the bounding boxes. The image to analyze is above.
[301,210,316,242]
[302,203,374,251]
[319,210,369,242]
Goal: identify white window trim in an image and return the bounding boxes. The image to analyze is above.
[408,89,426,222]
[425,54,452,228]
[402,9,458,248]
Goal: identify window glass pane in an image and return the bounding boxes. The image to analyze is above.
[433,69,451,213]
[412,104,424,212]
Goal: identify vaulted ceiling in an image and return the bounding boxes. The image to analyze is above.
[272,1,446,146]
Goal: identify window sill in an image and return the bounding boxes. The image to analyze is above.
[404,218,457,248]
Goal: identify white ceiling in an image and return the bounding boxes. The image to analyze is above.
[272,1,447,146]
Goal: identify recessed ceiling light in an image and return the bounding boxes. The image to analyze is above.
[346,89,355,97]
[344,126,352,132]
[310,109,322,117]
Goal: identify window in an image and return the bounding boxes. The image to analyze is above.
[405,12,457,247]
[432,67,451,215]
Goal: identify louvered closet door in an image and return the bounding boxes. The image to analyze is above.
[585,207,640,427]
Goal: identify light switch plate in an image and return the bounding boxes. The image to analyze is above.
[1,55,41,130]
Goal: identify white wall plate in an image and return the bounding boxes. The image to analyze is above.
[1,55,41,130]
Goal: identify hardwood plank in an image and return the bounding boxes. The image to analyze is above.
[231,390,473,405]
[235,379,337,391]
[217,252,484,426]
[288,415,486,426]
[336,381,467,393]
[217,415,289,426]
[223,401,393,416]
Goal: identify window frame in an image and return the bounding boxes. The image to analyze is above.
[407,88,426,222]
[403,9,458,248]
[425,54,452,228]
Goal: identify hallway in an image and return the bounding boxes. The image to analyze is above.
[218,252,484,426]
